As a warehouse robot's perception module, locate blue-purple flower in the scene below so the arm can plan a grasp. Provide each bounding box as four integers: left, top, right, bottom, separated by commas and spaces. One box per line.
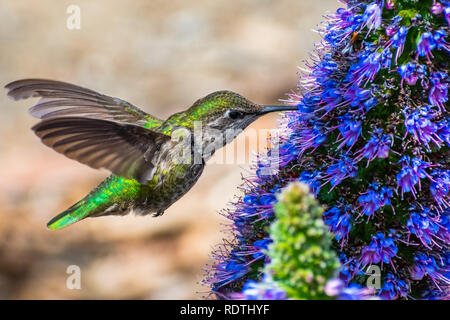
323, 155, 358, 190
380, 48, 393, 69
297, 120, 327, 155
417, 32, 436, 61
446, 7, 450, 25
407, 207, 449, 248
298, 170, 322, 196
325, 279, 377, 300
378, 273, 409, 300
360, 233, 398, 267
336, 115, 362, 149
358, 185, 393, 219
348, 51, 382, 86
389, 26, 408, 63
344, 86, 372, 107
431, 2, 445, 15
437, 118, 450, 146
434, 29, 450, 52
324, 206, 352, 243
339, 253, 363, 284
404, 106, 443, 149
214, 260, 250, 289
430, 170, 450, 209
396, 156, 432, 198
410, 252, 450, 288
362, 3, 382, 34
429, 72, 448, 112
398, 62, 426, 87
355, 128, 391, 164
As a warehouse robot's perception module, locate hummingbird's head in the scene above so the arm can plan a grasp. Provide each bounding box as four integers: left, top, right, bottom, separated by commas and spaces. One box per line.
167, 90, 297, 161
185, 90, 297, 132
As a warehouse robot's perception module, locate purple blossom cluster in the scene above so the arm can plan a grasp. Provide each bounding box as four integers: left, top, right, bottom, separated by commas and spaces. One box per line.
204, 0, 449, 300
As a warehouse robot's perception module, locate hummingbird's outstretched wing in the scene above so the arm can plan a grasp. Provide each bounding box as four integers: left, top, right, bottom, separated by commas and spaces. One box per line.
5, 79, 162, 127
31, 117, 170, 184
5, 79, 170, 183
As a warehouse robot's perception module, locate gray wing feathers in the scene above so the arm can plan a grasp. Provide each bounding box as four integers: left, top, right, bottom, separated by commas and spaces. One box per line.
5, 79, 169, 183
5, 79, 155, 123
32, 117, 170, 183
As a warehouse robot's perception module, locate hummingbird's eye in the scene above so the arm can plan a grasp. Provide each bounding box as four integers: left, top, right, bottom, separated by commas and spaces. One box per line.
228, 110, 245, 119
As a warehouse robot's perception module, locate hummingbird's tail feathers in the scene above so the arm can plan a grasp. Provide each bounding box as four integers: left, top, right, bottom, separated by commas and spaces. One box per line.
47, 195, 125, 230
47, 201, 89, 230
47, 175, 142, 230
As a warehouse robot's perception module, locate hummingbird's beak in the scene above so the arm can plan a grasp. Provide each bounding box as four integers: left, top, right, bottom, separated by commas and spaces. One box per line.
260, 105, 298, 114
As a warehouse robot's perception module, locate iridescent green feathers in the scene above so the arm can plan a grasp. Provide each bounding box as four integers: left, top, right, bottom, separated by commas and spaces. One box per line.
47, 175, 143, 230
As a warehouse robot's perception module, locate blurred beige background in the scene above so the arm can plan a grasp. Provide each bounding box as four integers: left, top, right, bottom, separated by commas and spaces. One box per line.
0, 0, 339, 299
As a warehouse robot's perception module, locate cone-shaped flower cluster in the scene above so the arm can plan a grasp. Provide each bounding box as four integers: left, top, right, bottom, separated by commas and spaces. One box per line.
263, 182, 341, 299
204, 0, 449, 300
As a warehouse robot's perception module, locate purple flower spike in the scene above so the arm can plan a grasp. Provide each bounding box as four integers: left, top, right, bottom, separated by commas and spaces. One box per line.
417, 32, 436, 61
205, 1, 450, 300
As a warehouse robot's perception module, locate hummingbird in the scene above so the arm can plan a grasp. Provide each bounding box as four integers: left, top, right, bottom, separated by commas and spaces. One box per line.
5, 79, 297, 230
